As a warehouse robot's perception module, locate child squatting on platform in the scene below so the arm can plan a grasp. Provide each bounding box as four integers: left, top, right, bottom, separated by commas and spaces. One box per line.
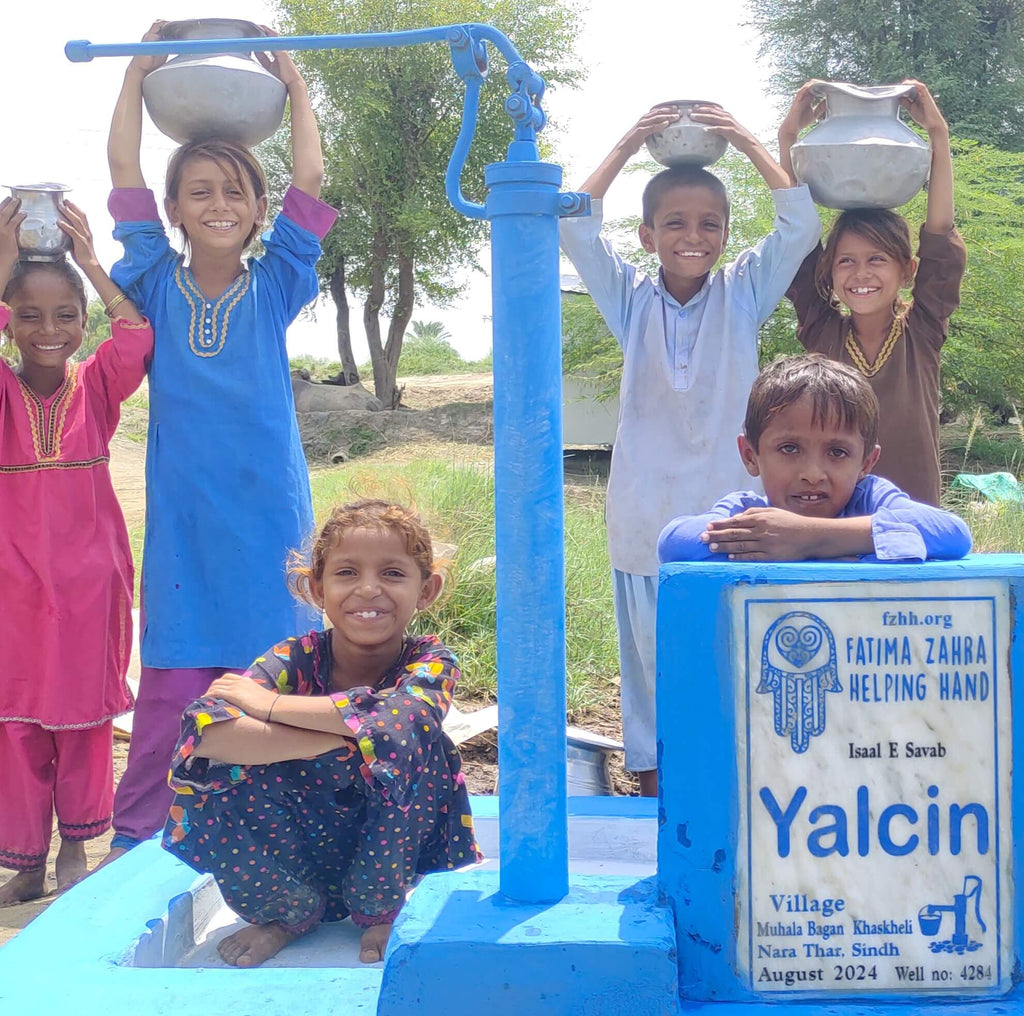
658, 354, 972, 564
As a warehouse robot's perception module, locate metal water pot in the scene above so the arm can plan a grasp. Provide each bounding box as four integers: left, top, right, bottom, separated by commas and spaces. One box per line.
5, 183, 72, 261
142, 19, 287, 147
645, 100, 729, 168
790, 82, 931, 210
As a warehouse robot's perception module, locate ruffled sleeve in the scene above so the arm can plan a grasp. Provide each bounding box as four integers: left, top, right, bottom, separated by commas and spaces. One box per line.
108, 188, 178, 312
167, 631, 326, 794
328, 635, 459, 810
255, 186, 338, 328
85, 318, 154, 436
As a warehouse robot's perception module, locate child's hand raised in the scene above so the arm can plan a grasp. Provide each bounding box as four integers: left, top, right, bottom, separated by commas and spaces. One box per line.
205, 673, 280, 722
0, 197, 26, 265
255, 26, 304, 89
688, 105, 758, 154
780, 81, 827, 138
900, 80, 948, 135
57, 202, 100, 270
128, 21, 168, 76
620, 104, 684, 156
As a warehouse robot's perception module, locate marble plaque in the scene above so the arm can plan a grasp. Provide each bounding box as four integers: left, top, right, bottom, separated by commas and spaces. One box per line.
733, 580, 1012, 996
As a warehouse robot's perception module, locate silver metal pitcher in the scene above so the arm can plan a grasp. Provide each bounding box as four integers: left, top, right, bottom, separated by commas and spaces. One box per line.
142, 19, 288, 147
645, 100, 729, 168
5, 183, 72, 261
790, 82, 931, 210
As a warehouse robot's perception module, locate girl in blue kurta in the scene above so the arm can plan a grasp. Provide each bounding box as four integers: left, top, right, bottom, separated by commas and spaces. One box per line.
162, 500, 480, 968
102, 24, 339, 864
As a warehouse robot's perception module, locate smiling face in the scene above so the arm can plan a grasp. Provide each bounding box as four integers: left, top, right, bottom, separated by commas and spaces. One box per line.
164, 155, 268, 256
5, 269, 85, 372
738, 395, 880, 518
830, 230, 915, 318
638, 184, 729, 297
309, 526, 443, 656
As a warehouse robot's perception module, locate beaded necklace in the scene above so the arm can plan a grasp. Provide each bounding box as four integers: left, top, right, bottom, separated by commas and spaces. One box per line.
844, 314, 904, 378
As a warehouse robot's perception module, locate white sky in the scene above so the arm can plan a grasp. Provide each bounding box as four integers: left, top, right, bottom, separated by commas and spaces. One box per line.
2, 0, 776, 361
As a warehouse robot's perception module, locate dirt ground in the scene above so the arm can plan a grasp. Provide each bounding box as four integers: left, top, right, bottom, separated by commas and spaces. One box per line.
0, 375, 631, 946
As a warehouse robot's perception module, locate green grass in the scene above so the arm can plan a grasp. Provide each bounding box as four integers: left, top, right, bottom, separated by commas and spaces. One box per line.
306, 459, 617, 719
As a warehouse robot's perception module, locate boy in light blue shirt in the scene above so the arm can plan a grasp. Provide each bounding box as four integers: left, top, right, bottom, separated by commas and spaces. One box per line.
560, 104, 821, 794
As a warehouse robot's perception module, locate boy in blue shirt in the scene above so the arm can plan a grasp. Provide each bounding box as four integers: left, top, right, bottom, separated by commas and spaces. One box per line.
658, 354, 971, 563
561, 104, 821, 794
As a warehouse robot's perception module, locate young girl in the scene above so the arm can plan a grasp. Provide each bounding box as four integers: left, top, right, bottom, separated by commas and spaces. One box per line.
162, 500, 479, 967
0, 197, 152, 904
780, 79, 965, 506
102, 22, 338, 863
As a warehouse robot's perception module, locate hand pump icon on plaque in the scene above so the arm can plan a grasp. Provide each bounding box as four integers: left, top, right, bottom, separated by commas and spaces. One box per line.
918, 876, 987, 954
758, 610, 840, 753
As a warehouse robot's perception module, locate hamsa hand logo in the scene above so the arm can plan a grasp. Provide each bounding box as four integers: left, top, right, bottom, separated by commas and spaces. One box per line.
758, 610, 840, 753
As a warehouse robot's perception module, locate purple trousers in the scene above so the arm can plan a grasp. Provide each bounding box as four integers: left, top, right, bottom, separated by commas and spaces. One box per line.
111, 666, 240, 848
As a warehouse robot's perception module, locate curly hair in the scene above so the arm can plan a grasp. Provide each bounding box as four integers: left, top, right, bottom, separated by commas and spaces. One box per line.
288, 499, 436, 607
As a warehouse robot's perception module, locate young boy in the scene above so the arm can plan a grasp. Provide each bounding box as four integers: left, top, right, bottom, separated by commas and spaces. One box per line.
560, 104, 821, 795
658, 354, 972, 563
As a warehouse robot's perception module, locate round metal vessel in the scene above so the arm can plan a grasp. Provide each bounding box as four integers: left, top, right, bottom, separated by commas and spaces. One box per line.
5, 183, 72, 261
790, 82, 931, 210
141, 19, 287, 147
645, 100, 729, 168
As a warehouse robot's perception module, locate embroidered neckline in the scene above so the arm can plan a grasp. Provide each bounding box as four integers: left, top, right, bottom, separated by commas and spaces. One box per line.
16, 364, 79, 461
844, 315, 904, 378
174, 265, 251, 358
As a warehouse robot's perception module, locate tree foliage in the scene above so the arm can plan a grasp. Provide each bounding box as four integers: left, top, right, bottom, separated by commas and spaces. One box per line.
745, 0, 1024, 150
265, 0, 583, 407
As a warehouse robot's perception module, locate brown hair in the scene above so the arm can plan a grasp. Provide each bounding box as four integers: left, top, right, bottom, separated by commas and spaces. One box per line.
165, 139, 268, 248
3, 257, 88, 316
745, 353, 879, 452
288, 499, 436, 606
815, 208, 914, 311
641, 165, 730, 228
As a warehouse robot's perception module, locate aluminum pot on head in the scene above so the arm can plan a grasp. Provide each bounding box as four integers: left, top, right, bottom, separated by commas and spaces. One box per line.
141, 18, 288, 147
4, 183, 72, 262
645, 101, 729, 168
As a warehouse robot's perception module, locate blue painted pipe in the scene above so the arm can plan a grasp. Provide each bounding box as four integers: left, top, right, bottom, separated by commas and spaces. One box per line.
64, 23, 525, 69
486, 150, 569, 903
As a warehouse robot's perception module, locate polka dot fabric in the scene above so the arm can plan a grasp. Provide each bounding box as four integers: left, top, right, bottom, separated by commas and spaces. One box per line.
162, 632, 480, 931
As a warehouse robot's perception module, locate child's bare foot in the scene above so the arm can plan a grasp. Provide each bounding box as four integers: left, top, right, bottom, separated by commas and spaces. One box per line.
217, 923, 299, 967
358, 922, 392, 963
55, 839, 88, 891
0, 868, 48, 907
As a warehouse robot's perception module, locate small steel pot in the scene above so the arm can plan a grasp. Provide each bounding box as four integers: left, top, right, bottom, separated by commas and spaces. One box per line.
5, 183, 72, 261
142, 19, 288, 147
645, 101, 729, 168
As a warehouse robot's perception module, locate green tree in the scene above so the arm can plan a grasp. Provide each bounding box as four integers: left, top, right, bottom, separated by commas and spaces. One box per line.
265, 0, 583, 407
746, 0, 1024, 150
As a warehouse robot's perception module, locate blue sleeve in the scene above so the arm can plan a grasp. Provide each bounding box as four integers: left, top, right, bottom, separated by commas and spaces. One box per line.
658, 492, 766, 562
855, 477, 972, 561
253, 211, 324, 328
110, 219, 178, 314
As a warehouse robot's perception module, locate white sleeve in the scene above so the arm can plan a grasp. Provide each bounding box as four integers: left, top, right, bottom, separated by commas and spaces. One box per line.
727, 185, 822, 326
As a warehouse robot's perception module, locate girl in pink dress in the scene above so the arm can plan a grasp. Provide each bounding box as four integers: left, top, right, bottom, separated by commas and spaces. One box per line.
0, 197, 153, 904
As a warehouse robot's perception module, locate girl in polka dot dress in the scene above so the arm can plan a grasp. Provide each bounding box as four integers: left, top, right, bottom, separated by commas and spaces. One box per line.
162, 500, 480, 967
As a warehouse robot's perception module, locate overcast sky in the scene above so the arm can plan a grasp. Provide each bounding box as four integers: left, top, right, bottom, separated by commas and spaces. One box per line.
3, 0, 776, 360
